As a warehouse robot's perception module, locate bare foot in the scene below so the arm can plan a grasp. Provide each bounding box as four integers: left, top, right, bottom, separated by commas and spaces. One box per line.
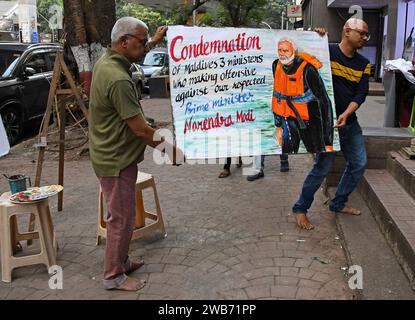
111, 276, 146, 292
338, 207, 361, 216
295, 213, 315, 230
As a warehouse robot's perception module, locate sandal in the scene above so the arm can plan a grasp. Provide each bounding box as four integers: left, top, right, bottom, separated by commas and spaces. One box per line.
218, 169, 231, 178
104, 276, 146, 291
125, 259, 145, 274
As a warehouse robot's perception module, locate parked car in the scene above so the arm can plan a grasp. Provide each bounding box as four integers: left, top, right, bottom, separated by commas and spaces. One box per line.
0, 42, 60, 145
140, 47, 169, 91
130, 62, 145, 100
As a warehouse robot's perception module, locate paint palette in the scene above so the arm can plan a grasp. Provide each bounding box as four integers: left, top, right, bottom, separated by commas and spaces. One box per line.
9, 185, 63, 204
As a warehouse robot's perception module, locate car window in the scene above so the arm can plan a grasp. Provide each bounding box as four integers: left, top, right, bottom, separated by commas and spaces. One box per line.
1, 56, 20, 78
143, 52, 166, 67
0, 51, 22, 75
45, 51, 58, 71
24, 52, 48, 74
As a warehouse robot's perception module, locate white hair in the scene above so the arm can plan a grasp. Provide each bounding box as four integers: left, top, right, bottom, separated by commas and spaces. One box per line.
278, 38, 298, 52
111, 17, 149, 43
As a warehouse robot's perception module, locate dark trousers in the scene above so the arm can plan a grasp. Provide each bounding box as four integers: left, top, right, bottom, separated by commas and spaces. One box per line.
223, 156, 242, 170
292, 120, 367, 214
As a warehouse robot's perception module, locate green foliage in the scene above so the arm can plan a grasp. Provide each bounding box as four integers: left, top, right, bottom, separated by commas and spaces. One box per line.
115, 0, 174, 34
197, 11, 214, 27
215, 0, 268, 27
167, 3, 193, 26
261, 0, 293, 29
113, 0, 293, 31
37, 0, 63, 33
209, 0, 293, 28
208, 3, 232, 27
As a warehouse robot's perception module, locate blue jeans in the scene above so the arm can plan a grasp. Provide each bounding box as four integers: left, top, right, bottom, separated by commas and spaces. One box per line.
253, 154, 289, 173
292, 120, 367, 214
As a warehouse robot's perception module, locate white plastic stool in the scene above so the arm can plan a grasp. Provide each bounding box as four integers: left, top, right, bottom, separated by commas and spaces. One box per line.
0, 192, 57, 283
96, 172, 166, 245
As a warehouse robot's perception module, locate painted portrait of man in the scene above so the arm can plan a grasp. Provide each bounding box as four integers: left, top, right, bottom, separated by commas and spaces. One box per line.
271, 38, 334, 154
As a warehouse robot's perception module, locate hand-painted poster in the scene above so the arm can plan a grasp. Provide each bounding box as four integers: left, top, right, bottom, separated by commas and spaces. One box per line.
167, 26, 339, 159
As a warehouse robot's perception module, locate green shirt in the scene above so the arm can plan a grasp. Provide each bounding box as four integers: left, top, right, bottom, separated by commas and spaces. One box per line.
89, 49, 146, 177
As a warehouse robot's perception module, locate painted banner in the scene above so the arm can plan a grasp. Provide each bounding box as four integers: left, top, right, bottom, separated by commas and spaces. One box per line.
167, 26, 339, 159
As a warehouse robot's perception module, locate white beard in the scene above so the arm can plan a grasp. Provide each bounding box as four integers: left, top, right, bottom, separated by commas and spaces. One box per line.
280, 54, 295, 65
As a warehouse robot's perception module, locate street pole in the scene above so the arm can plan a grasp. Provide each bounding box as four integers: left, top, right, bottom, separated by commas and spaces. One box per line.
292, 0, 295, 31
281, 11, 284, 30
38, 11, 53, 42
192, 0, 196, 26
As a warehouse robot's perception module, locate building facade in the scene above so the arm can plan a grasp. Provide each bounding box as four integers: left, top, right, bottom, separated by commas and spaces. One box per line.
302, 0, 415, 79
0, 0, 39, 43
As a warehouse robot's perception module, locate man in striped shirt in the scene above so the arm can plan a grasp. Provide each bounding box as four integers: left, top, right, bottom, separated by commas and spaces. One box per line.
292, 18, 371, 230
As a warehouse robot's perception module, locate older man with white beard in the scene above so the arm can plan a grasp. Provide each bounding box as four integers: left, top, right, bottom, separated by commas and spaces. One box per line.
247, 38, 333, 181
247, 37, 335, 182
271, 38, 334, 155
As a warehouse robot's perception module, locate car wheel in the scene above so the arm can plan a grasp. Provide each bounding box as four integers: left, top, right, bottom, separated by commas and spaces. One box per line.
1, 107, 22, 145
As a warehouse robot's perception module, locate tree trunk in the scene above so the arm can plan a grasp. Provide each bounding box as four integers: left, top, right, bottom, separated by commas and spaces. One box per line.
64, 0, 87, 45
225, 3, 255, 27
63, 0, 116, 96
96, 0, 116, 47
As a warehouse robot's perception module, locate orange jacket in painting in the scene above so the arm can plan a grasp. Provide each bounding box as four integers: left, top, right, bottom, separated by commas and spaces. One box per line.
272, 53, 323, 121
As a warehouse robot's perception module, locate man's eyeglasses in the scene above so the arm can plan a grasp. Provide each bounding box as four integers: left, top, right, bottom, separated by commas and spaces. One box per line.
348, 28, 371, 41
125, 34, 149, 46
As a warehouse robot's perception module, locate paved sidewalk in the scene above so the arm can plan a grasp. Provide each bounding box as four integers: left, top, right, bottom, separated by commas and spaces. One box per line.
0, 99, 353, 300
